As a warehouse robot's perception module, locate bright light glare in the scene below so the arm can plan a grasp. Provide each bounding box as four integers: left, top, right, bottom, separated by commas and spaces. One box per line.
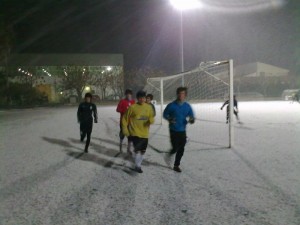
203, 0, 286, 14
170, 0, 202, 10
85, 86, 91, 91
106, 66, 112, 71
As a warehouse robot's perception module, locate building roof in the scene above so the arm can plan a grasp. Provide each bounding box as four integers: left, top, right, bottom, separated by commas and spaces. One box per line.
2, 53, 123, 66
234, 62, 289, 77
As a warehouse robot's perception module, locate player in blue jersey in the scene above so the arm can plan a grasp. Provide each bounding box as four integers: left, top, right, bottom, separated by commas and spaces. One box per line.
163, 87, 195, 172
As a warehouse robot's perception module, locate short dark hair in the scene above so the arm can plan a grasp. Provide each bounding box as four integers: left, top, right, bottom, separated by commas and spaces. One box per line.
125, 89, 133, 95
85, 93, 92, 98
136, 90, 146, 98
176, 87, 188, 95
146, 94, 153, 100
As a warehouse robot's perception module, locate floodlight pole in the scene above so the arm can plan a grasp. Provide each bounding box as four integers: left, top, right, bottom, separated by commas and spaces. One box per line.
180, 11, 185, 86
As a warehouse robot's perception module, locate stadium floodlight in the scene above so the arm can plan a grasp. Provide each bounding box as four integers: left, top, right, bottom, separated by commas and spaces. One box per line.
170, 0, 202, 11
106, 66, 112, 71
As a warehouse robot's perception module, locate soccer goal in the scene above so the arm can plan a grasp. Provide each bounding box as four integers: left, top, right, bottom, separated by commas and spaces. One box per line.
144, 60, 234, 148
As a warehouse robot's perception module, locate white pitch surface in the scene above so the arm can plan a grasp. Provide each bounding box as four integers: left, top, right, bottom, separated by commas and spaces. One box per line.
0, 101, 299, 225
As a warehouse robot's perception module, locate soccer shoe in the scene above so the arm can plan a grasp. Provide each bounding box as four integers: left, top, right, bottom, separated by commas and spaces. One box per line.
135, 167, 143, 173
173, 166, 182, 173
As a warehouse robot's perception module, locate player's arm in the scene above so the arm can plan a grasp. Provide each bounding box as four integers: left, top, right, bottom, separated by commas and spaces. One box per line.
220, 100, 229, 110
163, 104, 176, 124
77, 104, 82, 123
116, 100, 122, 113
163, 104, 171, 121
93, 104, 98, 123
188, 105, 195, 124
152, 104, 156, 117
121, 107, 131, 137
148, 106, 155, 125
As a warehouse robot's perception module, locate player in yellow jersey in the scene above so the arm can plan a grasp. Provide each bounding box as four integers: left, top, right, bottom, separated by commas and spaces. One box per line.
122, 91, 155, 173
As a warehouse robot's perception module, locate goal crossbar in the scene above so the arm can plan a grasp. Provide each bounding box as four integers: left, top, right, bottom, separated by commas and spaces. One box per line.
145, 60, 234, 148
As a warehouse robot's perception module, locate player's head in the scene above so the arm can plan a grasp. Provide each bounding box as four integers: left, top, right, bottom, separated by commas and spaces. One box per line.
146, 94, 153, 103
176, 87, 188, 101
85, 93, 92, 103
136, 90, 146, 104
234, 95, 236, 99
125, 89, 133, 100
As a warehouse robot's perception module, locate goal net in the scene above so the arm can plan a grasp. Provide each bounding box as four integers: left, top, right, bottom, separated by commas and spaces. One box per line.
144, 60, 234, 149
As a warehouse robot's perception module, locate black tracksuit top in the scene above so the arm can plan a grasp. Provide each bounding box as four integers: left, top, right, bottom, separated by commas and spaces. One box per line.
77, 102, 98, 123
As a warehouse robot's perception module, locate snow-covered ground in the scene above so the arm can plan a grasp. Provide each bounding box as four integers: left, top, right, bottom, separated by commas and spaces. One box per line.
0, 101, 299, 225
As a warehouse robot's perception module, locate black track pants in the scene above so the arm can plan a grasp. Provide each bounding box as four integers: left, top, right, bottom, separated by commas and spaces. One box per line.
170, 131, 187, 167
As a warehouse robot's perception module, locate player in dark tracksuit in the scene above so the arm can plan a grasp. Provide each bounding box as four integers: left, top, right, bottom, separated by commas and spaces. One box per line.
163, 87, 195, 173
146, 94, 156, 117
220, 95, 239, 123
77, 93, 98, 153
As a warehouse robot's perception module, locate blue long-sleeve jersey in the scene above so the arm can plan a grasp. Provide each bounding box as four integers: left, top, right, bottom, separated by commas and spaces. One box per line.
163, 100, 195, 132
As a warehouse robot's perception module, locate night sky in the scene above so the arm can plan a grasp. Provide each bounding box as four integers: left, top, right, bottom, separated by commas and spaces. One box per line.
1, 0, 299, 74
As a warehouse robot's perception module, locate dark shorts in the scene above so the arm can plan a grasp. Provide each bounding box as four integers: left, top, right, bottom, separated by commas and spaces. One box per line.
131, 136, 148, 152
80, 121, 93, 134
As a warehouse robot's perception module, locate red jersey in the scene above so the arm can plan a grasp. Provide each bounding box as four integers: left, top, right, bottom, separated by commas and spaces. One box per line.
116, 98, 135, 119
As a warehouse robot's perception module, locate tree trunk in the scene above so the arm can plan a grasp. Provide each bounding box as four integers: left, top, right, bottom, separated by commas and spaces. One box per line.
76, 89, 82, 103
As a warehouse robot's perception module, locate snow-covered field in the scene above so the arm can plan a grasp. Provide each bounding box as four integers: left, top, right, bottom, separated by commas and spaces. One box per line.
0, 101, 299, 225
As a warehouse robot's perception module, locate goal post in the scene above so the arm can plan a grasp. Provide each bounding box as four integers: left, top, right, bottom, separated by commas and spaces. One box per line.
229, 59, 234, 148
144, 60, 234, 148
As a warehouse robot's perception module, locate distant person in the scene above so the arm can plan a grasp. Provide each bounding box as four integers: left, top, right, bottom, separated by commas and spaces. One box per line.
122, 91, 155, 173
163, 87, 195, 173
146, 93, 156, 117
77, 93, 98, 153
292, 92, 299, 103
116, 89, 135, 153
220, 95, 240, 123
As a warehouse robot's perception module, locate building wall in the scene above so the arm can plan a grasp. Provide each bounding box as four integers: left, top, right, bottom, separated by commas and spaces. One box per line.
1, 54, 124, 103
257, 63, 289, 77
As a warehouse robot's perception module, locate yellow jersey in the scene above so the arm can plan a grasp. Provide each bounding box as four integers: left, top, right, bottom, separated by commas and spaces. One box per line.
122, 103, 154, 138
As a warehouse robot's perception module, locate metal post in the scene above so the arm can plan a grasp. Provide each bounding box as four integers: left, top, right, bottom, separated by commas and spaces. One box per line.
180, 11, 185, 86
160, 79, 164, 125
180, 11, 184, 72
229, 59, 234, 148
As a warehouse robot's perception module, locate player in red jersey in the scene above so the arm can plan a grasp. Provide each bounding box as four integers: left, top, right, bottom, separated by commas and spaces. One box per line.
116, 89, 135, 153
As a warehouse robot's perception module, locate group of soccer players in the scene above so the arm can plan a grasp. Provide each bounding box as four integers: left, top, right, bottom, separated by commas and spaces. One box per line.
77, 87, 195, 173
77, 88, 240, 173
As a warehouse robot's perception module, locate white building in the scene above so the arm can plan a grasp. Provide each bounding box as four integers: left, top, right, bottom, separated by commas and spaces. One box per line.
234, 62, 289, 78
1, 53, 124, 102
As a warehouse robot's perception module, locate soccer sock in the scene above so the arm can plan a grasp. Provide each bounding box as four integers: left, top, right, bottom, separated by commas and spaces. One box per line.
138, 154, 144, 168
127, 141, 132, 151
135, 153, 144, 168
